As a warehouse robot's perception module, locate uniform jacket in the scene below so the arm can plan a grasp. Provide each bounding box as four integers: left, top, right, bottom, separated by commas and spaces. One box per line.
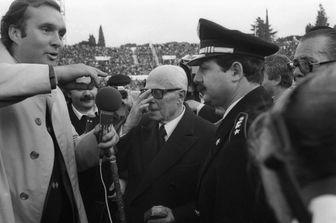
117, 108, 216, 223
0, 42, 99, 223
197, 86, 277, 223
198, 103, 222, 123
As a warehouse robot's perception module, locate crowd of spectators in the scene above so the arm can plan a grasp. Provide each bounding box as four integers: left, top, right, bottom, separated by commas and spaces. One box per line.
154, 42, 199, 64
134, 44, 156, 74
275, 36, 300, 59
59, 44, 134, 75
58, 38, 299, 90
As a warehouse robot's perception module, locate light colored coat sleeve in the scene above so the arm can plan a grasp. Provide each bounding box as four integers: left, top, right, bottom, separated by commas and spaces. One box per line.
0, 42, 51, 107
0, 63, 51, 107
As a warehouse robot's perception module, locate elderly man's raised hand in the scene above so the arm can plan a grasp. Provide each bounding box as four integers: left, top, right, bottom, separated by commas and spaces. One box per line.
122, 89, 153, 135
54, 63, 107, 90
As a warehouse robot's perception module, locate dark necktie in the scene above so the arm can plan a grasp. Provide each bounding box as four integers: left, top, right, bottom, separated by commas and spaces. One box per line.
80, 115, 87, 122
75, 115, 87, 135
158, 124, 167, 150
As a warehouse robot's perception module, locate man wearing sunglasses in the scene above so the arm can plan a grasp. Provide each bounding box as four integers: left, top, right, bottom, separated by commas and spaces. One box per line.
116, 65, 216, 223
292, 27, 336, 85
187, 18, 279, 223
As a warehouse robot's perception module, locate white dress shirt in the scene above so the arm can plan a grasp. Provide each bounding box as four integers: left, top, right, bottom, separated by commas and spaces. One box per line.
159, 105, 186, 141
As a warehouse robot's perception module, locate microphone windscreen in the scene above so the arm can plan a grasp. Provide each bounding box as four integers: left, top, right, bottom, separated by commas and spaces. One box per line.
96, 87, 122, 112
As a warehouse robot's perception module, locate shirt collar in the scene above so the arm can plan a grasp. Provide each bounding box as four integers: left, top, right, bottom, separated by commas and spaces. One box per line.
213, 86, 260, 127
71, 104, 98, 120
159, 105, 185, 141
214, 96, 244, 127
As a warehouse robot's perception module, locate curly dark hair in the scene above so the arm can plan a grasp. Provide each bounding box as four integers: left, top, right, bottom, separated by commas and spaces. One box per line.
264, 54, 293, 89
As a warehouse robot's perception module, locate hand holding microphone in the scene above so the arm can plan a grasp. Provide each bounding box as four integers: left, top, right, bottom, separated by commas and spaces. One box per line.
94, 124, 119, 159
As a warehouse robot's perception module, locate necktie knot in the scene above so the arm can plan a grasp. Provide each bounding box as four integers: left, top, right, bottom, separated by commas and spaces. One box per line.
80, 115, 87, 122
158, 124, 167, 151
159, 125, 167, 140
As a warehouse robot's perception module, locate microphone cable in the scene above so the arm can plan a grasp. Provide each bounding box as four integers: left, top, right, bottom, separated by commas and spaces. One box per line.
99, 158, 113, 223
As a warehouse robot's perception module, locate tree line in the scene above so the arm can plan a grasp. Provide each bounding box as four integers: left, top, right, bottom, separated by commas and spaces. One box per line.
251, 4, 335, 42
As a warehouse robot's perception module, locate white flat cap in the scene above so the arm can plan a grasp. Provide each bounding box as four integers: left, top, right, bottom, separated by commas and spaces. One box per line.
145, 65, 188, 91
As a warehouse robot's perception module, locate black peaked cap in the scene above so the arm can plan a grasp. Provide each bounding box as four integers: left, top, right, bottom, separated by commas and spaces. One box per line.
107, 74, 131, 87
188, 18, 279, 66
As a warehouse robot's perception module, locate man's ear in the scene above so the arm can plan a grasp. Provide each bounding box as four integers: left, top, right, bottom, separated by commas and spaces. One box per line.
178, 90, 186, 103
231, 62, 244, 82
274, 76, 282, 86
264, 73, 281, 86
8, 25, 22, 44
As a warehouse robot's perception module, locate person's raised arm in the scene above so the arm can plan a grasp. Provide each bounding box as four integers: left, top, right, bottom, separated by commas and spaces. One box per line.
55, 63, 106, 90
121, 89, 153, 136
0, 63, 106, 107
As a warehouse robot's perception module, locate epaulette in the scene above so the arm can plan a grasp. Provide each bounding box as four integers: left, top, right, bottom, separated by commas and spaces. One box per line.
229, 112, 248, 141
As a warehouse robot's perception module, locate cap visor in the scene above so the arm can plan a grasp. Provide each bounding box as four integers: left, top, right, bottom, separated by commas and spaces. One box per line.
187, 54, 206, 66
187, 53, 231, 66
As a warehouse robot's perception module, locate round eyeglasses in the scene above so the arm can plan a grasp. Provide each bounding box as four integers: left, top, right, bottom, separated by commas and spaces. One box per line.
289, 58, 336, 75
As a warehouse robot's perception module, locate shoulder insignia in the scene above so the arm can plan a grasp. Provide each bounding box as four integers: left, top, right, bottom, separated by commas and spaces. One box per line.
216, 138, 221, 146
229, 112, 248, 140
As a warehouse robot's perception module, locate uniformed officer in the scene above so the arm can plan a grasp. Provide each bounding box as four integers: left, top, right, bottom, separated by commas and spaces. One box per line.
188, 18, 279, 223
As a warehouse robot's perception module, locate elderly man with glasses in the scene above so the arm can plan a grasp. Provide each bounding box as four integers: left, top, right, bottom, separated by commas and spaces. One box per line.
291, 27, 336, 85
116, 65, 216, 223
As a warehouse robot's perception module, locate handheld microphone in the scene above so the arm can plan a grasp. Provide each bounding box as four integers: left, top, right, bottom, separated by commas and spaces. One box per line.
96, 87, 122, 144
95, 86, 127, 223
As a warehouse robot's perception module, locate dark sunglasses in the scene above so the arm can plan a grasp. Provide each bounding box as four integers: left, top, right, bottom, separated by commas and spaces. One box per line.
150, 88, 181, 99
289, 58, 336, 75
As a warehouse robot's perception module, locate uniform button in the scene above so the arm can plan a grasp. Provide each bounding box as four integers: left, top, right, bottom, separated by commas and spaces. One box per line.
30, 151, 39, 159
20, 192, 29, 200
195, 209, 200, 216
35, 118, 42, 126
51, 182, 59, 189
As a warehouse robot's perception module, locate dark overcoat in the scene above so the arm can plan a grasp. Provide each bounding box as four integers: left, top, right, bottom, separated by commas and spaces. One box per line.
117, 108, 216, 223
